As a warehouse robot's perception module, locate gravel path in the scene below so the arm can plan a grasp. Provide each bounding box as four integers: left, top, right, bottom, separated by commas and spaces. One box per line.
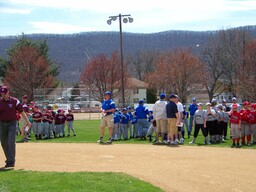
1, 143, 256, 192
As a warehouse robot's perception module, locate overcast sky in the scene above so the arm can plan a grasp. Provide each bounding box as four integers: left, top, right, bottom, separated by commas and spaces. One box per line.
0, 0, 256, 36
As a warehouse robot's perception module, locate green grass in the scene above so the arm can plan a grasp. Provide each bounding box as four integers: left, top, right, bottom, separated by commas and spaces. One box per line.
16, 119, 256, 148
0, 171, 163, 192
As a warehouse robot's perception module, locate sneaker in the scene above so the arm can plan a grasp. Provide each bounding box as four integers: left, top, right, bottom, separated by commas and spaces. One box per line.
231, 143, 236, 148
97, 138, 103, 144
73, 134, 76, 136
189, 140, 194, 144
207, 141, 211, 145
165, 140, 171, 145
179, 138, 184, 144
236, 143, 241, 148
107, 138, 112, 144
67, 134, 70, 137
247, 143, 251, 147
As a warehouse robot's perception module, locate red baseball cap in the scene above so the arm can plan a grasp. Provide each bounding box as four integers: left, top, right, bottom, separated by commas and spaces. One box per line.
0, 86, 9, 94
243, 101, 249, 106
232, 104, 238, 109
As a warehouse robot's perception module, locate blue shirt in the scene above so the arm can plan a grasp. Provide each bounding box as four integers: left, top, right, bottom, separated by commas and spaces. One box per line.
135, 105, 149, 119
120, 113, 130, 124
113, 113, 121, 124
166, 101, 178, 118
189, 104, 198, 116
128, 112, 133, 122
148, 115, 154, 123
102, 99, 116, 115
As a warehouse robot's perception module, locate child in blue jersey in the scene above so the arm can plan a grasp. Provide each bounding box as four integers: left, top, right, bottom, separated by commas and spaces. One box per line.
131, 112, 138, 138
127, 106, 134, 138
182, 105, 190, 138
112, 109, 121, 141
120, 108, 130, 140
147, 110, 156, 142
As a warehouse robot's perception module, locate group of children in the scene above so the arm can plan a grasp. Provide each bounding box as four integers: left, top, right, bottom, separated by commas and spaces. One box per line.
111, 106, 156, 142
17, 98, 76, 142
189, 99, 256, 148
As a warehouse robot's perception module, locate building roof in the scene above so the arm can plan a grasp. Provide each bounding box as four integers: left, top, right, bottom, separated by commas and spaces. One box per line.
126, 78, 148, 89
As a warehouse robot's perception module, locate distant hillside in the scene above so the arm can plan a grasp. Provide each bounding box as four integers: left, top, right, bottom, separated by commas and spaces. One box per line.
1, 25, 256, 83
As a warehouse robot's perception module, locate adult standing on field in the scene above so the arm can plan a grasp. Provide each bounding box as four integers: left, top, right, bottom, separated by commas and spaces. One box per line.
188, 98, 198, 136
153, 93, 167, 143
0, 86, 31, 169
97, 91, 116, 144
166, 94, 179, 145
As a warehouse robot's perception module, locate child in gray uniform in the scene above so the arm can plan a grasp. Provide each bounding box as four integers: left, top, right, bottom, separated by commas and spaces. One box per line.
189, 103, 209, 144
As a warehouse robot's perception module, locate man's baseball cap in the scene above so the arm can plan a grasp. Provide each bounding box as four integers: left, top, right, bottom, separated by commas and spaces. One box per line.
23, 95, 28, 99
192, 98, 196, 101
0, 86, 9, 94
105, 91, 112, 95
127, 106, 131, 110
122, 108, 127, 111
170, 94, 177, 99
139, 99, 145, 104
160, 93, 166, 99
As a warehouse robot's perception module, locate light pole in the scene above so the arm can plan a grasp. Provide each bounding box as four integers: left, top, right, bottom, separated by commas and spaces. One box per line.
107, 14, 133, 107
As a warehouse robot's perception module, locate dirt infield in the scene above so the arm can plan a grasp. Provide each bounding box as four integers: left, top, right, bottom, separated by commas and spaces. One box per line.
1, 143, 256, 192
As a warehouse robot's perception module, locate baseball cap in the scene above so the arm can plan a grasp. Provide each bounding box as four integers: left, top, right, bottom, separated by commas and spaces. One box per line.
0, 86, 9, 94
183, 105, 186, 108
105, 91, 112, 95
122, 108, 127, 111
198, 102, 203, 106
232, 104, 238, 109
243, 101, 249, 106
222, 99, 226, 103
139, 99, 145, 104
170, 94, 177, 99
192, 98, 196, 101
44, 100, 49, 103
206, 102, 211, 106
127, 106, 131, 110
23, 95, 28, 99
232, 97, 237, 101
160, 93, 166, 99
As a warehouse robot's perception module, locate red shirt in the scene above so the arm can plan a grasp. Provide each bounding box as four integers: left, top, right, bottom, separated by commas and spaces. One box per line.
249, 111, 256, 124
240, 109, 250, 123
230, 111, 241, 124
0, 96, 23, 121
66, 114, 74, 122
42, 113, 50, 123
55, 114, 66, 125
33, 111, 43, 123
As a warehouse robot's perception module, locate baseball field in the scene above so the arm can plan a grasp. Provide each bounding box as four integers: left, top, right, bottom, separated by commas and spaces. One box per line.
0, 116, 256, 192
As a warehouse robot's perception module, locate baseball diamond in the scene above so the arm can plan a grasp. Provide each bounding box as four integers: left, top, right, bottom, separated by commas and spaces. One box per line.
1, 143, 256, 192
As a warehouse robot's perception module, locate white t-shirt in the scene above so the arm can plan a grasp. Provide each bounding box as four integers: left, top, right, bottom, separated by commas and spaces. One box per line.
153, 100, 167, 120
176, 102, 184, 120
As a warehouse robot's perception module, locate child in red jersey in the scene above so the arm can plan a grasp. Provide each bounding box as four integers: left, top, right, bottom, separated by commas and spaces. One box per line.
240, 101, 251, 146
228, 104, 241, 148
250, 103, 256, 145
66, 109, 76, 136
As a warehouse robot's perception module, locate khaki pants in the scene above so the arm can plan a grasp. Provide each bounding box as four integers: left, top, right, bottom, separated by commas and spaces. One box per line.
167, 118, 177, 135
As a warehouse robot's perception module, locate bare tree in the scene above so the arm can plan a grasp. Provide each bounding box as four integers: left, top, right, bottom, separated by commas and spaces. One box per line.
146, 49, 203, 103
237, 40, 256, 101
80, 52, 129, 101
127, 49, 157, 80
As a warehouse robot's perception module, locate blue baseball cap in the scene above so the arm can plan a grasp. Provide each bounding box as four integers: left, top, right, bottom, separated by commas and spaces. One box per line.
139, 99, 145, 104
122, 108, 127, 111
105, 91, 112, 95
160, 93, 166, 99
127, 106, 131, 110
170, 94, 177, 99
192, 98, 196, 101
